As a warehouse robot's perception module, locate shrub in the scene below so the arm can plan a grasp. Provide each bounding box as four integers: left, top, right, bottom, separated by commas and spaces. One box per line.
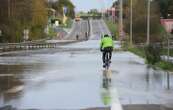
144, 44, 161, 64
156, 61, 173, 71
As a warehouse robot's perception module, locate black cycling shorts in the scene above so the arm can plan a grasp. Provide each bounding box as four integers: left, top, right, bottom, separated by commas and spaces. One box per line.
103, 47, 113, 52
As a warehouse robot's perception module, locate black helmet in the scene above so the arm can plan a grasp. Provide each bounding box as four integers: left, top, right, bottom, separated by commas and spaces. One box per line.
104, 34, 109, 37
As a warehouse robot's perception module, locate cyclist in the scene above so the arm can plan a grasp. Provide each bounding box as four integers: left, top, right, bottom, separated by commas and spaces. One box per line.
100, 34, 114, 68
76, 34, 79, 40
85, 32, 88, 40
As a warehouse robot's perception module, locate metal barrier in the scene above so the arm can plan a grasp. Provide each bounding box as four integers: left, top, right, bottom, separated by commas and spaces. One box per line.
0, 41, 76, 52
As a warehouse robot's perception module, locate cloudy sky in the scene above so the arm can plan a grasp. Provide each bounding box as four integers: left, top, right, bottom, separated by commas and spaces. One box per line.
71, 0, 117, 12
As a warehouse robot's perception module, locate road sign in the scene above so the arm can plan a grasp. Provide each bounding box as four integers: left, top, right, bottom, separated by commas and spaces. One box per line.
63, 6, 68, 15
23, 29, 29, 41
55, 20, 59, 26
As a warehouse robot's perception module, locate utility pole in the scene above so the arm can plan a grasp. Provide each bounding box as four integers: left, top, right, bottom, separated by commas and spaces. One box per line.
168, 36, 170, 62
147, 0, 151, 45
130, 0, 133, 46
101, 0, 106, 19
0, 30, 2, 37
47, 0, 50, 8
119, 0, 123, 38
102, 8, 104, 19
8, 0, 11, 18
167, 33, 170, 62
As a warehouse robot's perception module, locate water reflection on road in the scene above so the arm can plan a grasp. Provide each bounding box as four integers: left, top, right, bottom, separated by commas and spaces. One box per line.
0, 41, 173, 109
0, 48, 104, 109
111, 52, 173, 105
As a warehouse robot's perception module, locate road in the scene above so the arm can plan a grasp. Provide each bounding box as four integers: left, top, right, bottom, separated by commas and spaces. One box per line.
0, 19, 173, 110
90, 19, 111, 40
65, 20, 89, 40
65, 19, 109, 40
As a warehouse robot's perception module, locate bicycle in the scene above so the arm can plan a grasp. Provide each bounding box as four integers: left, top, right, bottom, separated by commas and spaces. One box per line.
102, 70, 112, 89
104, 52, 111, 70
103, 51, 112, 88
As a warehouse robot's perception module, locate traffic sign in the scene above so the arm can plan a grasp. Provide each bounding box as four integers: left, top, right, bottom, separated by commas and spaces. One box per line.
63, 6, 68, 15
23, 29, 29, 41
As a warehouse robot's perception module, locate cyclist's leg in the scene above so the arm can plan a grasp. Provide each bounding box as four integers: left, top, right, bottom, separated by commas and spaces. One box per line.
102, 50, 106, 64
109, 51, 112, 62
105, 50, 108, 60
109, 47, 113, 62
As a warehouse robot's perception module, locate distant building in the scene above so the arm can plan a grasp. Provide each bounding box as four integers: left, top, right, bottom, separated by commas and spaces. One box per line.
161, 19, 173, 33
105, 1, 119, 22
106, 6, 119, 17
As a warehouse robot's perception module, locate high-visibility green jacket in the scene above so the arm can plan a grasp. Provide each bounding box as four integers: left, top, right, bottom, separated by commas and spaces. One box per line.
100, 37, 114, 49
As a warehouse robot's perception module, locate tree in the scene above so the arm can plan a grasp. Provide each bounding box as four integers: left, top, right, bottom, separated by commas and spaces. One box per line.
0, 0, 48, 42
123, 0, 162, 43
158, 0, 173, 18
30, 0, 48, 40
1, 0, 33, 42
52, 0, 75, 18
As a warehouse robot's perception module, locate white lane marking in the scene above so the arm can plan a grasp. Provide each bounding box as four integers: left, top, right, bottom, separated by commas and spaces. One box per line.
89, 19, 94, 40
5, 85, 24, 94
111, 103, 123, 110
104, 70, 123, 110
110, 88, 123, 110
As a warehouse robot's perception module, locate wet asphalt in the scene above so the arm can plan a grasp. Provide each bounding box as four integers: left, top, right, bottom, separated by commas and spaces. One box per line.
0, 20, 173, 110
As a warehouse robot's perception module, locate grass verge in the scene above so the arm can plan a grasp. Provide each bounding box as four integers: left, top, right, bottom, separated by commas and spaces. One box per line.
128, 46, 173, 72
128, 47, 145, 58
155, 61, 173, 71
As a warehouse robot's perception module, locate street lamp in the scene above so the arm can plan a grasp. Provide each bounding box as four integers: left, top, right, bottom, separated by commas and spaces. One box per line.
0, 30, 2, 42
0, 30, 2, 37
99, 0, 106, 18
146, 0, 153, 45
130, 0, 133, 46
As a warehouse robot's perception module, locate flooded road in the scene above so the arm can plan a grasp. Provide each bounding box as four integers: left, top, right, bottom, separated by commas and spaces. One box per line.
111, 52, 173, 105
0, 40, 173, 109
0, 20, 173, 109
0, 44, 104, 109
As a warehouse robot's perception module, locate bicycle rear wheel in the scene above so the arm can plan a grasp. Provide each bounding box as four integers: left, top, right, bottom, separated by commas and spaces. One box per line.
105, 52, 110, 69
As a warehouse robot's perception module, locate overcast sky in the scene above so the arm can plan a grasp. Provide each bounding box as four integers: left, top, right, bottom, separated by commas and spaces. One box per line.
71, 0, 117, 12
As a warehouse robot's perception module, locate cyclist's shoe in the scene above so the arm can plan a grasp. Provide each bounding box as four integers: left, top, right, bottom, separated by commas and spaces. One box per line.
103, 64, 106, 68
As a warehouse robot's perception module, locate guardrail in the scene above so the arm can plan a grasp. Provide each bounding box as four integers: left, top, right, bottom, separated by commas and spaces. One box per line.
0, 41, 77, 52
